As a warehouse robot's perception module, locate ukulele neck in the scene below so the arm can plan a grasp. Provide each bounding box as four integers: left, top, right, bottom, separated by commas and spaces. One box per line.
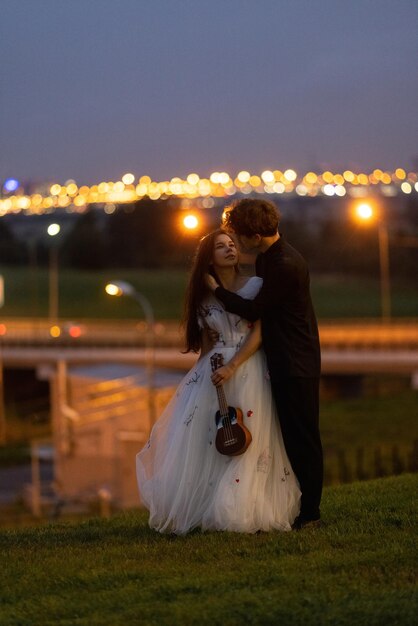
216, 385, 228, 416
210, 352, 229, 416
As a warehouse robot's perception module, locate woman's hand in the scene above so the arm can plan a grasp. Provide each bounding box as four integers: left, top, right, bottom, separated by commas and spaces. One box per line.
210, 320, 261, 384
211, 362, 237, 386
205, 273, 219, 292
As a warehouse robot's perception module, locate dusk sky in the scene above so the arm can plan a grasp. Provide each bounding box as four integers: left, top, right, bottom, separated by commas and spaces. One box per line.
1, 0, 417, 186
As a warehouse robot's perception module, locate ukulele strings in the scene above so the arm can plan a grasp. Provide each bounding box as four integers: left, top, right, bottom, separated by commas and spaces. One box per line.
212, 354, 234, 443
217, 385, 234, 442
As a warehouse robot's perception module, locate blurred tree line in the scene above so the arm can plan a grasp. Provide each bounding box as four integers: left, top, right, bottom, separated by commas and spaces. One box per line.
1, 195, 417, 280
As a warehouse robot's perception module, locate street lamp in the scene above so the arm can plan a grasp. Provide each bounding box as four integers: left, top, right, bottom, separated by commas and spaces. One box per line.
105, 281, 156, 426
0, 330, 5, 445
354, 202, 391, 322
47, 223, 61, 323
183, 214, 199, 230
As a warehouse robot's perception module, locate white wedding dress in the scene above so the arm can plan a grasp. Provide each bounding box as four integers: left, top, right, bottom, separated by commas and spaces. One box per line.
136, 277, 300, 534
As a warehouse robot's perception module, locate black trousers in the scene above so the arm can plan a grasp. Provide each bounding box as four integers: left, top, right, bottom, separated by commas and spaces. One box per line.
269, 374, 323, 520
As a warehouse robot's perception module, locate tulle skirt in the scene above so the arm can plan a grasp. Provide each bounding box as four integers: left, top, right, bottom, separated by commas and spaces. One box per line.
136, 347, 300, 534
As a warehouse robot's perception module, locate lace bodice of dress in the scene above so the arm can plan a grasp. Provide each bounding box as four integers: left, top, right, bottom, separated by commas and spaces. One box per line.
198, 276, 262, 348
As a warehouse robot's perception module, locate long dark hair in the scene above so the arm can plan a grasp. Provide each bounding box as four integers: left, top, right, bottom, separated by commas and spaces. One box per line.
183, 229, 237, 353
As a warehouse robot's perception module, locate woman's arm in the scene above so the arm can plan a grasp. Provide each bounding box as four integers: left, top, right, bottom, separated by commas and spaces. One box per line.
210, 320, 262, 386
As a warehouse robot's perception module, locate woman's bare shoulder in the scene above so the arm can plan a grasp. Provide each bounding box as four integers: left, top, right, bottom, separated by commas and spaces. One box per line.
235, 275, 263, 296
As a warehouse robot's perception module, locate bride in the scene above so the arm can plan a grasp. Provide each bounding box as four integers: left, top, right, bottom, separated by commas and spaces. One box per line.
136, 230, 300, 534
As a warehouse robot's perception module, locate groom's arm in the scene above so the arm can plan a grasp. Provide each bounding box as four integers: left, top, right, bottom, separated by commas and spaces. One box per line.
208, 254, 298, 321
214, 286, 261, 322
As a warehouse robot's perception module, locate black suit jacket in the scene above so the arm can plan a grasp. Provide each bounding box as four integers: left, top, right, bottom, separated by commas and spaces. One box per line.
215, 236, 321, 377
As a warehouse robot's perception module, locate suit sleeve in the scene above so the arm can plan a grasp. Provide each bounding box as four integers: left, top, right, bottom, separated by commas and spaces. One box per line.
214, 286, 261, 322
216, 257, 300, 320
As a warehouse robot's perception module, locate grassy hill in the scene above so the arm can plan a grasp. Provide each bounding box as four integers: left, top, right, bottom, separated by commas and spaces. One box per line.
0, 474, 416, 626
1, 266, 418, 319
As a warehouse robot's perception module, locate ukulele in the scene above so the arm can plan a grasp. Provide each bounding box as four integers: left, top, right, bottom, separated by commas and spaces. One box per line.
210, 352, 252, 456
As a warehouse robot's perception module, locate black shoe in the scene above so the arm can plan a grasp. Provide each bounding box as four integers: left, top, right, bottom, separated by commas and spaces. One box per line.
292, 516, 323, 531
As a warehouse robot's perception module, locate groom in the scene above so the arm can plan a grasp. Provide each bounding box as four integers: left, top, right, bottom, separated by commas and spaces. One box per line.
206, 198, 323, 529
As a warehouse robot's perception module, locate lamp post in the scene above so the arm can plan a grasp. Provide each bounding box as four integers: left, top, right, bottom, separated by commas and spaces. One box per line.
27, 237, 40, 316
354, 202, 391, 322
0, 281, 5, 444
105, 281, 156, 426
0, 336, 5, 445
47, 223, 61, 323
377, 224, 391, 321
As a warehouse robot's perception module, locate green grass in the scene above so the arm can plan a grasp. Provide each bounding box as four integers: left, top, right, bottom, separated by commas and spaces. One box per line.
1, 266, 417, 319
0, 474, 416, 625
311, 273, 418, 319
320, 388, 418, 484
0, 267, 188, 320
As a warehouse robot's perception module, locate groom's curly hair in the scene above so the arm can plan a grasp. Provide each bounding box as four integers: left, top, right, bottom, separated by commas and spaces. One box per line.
223, 198, 280, 237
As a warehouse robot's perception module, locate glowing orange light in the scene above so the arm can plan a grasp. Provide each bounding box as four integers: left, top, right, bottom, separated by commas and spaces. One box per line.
183, 215, 199, 229
50, 184, 61, 196
50, 325, 61, 338
218, 172, 230, 185
249, 175, 261, 187
113, 181, 125, 193
355, 203, 374, 220
187, 173, 200, 185
68, 325, 82, 338
305, 172, 318, 184
74, 195, 87, 206
5, 165, 418, 214
67, 183, 78, 196
98, 182, 109, 193
210, 172, 221, 184
0, 323, 6, 336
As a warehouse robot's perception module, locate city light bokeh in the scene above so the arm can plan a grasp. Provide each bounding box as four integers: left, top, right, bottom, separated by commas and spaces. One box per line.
0, 167, 416, 217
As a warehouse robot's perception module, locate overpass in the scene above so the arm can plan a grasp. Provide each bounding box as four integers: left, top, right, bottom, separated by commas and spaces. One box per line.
1, 318, 418, 377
